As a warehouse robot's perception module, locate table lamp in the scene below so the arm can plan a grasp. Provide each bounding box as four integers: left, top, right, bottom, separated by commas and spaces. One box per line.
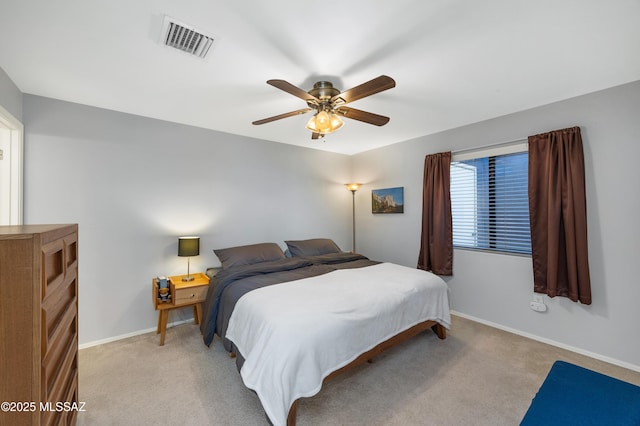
178, 236, 200, 282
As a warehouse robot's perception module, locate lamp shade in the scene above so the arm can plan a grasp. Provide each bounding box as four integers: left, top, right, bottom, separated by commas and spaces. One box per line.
345, 183, 361, 192
178, 236, 200, 257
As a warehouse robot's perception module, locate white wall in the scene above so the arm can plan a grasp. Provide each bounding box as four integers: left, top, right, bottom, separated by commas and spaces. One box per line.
0, 67, 22, 122
13, 72, 640, 368
23, 95, 353, 345
352, 80, 640, 370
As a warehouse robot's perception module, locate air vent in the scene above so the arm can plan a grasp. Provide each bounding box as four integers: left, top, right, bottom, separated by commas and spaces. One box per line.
161, 16, 214, 59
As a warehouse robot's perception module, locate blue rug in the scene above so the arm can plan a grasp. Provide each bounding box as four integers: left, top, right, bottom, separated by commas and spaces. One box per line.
521, 361, 640, 425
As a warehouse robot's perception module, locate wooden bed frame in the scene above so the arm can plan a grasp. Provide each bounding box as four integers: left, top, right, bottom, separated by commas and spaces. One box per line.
285, 319, 447, 426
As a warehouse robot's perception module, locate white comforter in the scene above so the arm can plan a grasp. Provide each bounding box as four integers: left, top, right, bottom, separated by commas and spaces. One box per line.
224, 262, 451, 426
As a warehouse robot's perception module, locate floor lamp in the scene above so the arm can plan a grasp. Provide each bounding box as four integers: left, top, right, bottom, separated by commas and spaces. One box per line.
345, 183, 361, 252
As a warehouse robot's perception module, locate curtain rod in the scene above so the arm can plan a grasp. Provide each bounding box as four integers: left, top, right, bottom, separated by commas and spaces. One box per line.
451, 136, 528, 155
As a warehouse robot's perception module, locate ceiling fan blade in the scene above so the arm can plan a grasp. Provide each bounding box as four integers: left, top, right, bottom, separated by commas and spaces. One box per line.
336, 106, 390, 126
252, 108, 312, 125
332, 75, 396, 105
267, 80, 320, 103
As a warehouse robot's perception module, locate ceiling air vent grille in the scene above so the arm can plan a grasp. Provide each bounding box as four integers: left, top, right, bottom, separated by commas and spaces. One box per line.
161, 17, 214, 59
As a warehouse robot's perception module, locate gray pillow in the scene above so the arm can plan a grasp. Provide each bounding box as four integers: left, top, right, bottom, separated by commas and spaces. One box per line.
284, 238, 342, 257
214, 242, 285, 269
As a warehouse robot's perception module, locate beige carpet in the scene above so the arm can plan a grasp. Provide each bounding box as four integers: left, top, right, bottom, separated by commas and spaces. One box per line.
76, 315, 640, 425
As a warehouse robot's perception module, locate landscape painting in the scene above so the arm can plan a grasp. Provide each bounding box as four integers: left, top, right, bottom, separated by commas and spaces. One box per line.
372, 187, 404, 214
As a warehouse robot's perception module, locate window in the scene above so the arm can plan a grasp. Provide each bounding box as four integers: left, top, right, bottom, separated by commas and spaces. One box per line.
450, 146, 531, 255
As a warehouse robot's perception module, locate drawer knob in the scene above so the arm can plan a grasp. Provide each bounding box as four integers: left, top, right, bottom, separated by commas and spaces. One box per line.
190, 293, 195, 298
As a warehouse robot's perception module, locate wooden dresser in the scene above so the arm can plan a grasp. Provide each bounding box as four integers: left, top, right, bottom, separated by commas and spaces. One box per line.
0, 224, 79, 426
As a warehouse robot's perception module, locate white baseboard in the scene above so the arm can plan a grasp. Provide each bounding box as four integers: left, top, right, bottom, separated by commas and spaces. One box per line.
78, 318, 194, 350
451, 311, 640, 373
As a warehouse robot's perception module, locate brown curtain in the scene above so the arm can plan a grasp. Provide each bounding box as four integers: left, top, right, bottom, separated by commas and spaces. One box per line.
528, 126, 591, 304
417, 151, 453, 275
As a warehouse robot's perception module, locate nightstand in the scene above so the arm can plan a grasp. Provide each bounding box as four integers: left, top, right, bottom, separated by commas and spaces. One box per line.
152, 272, 210, 345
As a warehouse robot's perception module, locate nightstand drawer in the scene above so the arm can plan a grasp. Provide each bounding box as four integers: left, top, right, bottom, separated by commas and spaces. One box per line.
173, 285, 208, 305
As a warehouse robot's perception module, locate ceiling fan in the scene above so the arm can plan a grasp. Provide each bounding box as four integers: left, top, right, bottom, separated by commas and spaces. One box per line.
252, 75, 396, 139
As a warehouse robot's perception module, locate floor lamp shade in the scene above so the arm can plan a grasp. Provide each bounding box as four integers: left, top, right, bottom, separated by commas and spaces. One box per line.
178, 236, 200, 257
178, 236, 199, 281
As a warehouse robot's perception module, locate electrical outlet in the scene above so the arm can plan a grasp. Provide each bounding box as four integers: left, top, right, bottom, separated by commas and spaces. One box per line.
530, 294, 547, 312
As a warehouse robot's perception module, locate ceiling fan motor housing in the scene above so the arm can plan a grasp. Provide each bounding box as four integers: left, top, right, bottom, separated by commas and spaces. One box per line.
309, 81, 340, 100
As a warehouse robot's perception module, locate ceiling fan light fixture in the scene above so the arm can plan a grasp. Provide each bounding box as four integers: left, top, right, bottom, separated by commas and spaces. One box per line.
305, 110, 344, 134
254, 75, 394, 140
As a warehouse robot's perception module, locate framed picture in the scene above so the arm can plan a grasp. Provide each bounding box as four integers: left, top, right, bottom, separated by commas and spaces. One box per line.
372, 187, 404, 214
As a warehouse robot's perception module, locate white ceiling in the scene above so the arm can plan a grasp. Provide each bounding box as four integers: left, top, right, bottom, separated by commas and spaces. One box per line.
1, 0, 639, 155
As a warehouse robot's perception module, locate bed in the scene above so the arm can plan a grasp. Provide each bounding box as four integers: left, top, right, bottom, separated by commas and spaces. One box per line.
200, 239, 451, 426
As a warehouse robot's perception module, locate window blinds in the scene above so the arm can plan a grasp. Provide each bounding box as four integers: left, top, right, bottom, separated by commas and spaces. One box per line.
450, 151, 531, 255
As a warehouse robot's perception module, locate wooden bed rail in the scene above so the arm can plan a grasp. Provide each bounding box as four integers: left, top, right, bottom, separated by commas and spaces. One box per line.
286, 320, 446, 426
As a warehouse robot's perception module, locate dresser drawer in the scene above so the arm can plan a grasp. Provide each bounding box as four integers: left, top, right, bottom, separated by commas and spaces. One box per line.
173, 285, 208, 306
